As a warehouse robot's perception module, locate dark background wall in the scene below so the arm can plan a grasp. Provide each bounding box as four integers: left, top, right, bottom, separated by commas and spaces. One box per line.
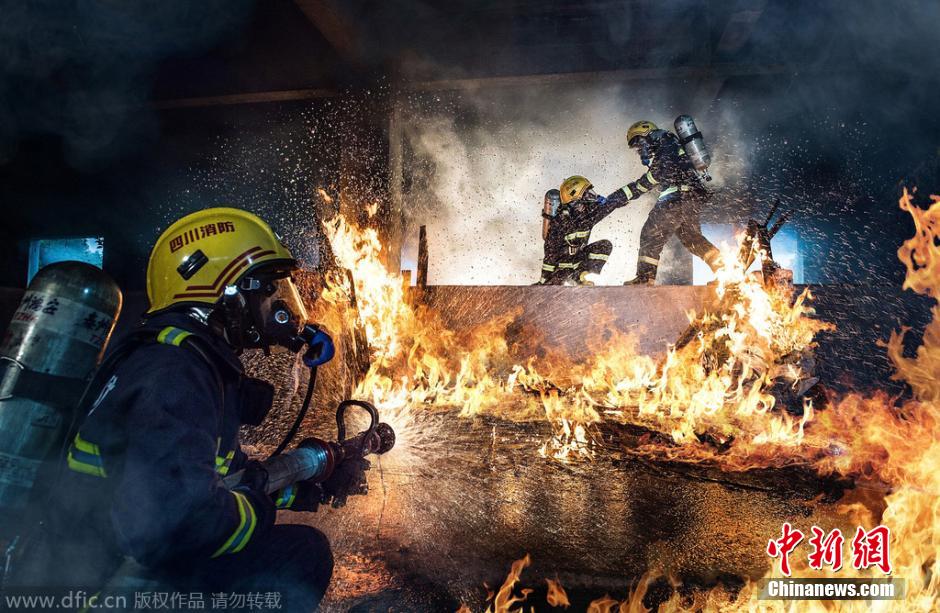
0, 0, 938, 290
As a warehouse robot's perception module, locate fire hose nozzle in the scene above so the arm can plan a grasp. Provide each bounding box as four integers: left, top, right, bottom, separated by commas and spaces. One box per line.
223, 401, 396, 495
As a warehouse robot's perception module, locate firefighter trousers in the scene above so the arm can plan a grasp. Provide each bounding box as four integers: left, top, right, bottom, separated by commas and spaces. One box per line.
634, 192, 718, 282
173, 524, 334, 612
542, 239, 612, 284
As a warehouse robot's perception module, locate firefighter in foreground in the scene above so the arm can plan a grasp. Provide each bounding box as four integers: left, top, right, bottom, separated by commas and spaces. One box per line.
40, 208, 356, 610
538, 177, 632, 285
621, 119, 722, 285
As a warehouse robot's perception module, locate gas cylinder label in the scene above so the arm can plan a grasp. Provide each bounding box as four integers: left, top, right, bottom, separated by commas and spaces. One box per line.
5, 292, 115, 349
0, 451, 40, 489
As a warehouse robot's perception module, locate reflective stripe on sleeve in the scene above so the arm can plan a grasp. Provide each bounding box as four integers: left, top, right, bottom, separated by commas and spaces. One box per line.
588, 253, 609, 261
564, 231, 590, 242
212, 491, 258, 557
645, 171, 659, 185
557, 262, 580, 269
621, 186, 634, 199
156, 326, 192, 347
215, 449, 236, 476
275, 485, 297, 509
542, 263, 557, 272
66, 433, 107, 478
638, 255, 660, 266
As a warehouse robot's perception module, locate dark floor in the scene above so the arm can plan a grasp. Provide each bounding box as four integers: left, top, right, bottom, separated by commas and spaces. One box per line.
292, 412, 858, 612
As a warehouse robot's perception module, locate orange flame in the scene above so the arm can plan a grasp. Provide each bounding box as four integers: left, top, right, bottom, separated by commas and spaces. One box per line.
322, 189, 940, 610
486, 554, 531, 613
586, 595, 620, 613
546, 578, 571, 608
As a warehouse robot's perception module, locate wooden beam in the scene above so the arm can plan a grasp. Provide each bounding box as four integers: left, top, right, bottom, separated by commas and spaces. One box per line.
152, 88, 338, 110
151, 63, 794, 110
406, 63, 791, 92
293, 0, 362, 66
417, 225, 429, 288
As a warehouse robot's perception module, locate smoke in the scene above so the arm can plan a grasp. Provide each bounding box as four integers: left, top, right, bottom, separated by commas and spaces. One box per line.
0, 0, 255, 168
379, 0, 940, 287
399, 84, 752, 286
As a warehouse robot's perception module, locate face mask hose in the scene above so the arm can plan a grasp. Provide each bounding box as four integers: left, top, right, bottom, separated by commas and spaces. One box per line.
267, 324, 335, 459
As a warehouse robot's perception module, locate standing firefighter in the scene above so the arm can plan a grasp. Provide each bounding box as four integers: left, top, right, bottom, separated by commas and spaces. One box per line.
30, 208, 358, 611
621, 120, 722, 285
538, 177, 630, 285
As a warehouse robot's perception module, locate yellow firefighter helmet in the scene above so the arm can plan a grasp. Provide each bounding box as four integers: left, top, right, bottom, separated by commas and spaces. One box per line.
146, 207, 295, 313
626, 120, 659, 146
559, 176, 593, 205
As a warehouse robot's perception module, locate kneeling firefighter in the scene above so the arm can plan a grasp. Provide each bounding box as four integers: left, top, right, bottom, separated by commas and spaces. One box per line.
622, 119, 722, 285
538, 177, 631, 285
26, 208, 361, 609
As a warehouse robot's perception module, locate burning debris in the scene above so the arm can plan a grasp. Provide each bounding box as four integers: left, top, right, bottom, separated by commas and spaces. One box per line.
311, 189, 940, 611
317, 205, 832, 471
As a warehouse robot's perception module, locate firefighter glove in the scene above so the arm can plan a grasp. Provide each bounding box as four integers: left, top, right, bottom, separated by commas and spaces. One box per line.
273, 480, 324, 512
321, 456, 371, 508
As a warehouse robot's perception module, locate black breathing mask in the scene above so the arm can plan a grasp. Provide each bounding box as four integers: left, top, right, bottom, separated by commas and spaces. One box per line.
222, 270, 311, 354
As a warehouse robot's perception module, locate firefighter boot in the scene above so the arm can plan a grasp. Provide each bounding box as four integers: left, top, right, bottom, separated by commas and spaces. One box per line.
624, 256, 658, 285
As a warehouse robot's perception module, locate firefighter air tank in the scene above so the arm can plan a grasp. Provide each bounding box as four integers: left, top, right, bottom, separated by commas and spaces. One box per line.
0, 261, 122, 533
674, 114, 711, 175
542, 189, 561, 240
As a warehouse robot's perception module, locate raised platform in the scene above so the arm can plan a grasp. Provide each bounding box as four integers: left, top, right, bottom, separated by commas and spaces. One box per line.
1, 283, 932, 394
415, 284, 932, 393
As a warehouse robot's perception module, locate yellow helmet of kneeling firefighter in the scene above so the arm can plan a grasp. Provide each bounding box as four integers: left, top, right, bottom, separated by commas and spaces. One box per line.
559, 176, 593, 205
146, 207, 295, 314
627, 120, 659, 147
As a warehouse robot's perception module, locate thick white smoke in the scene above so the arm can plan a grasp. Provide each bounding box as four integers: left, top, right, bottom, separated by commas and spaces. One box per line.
399, 82, 748, 285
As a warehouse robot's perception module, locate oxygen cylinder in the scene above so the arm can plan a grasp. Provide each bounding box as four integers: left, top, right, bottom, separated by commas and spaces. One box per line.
0, 262, 121, 534
542, 189, 561, 240
674, 114, 711, 174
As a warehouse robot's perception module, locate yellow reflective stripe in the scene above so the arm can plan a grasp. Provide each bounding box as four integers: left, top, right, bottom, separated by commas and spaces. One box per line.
588, 253, 609, 261
67, 433, 107, 478
659, 186, 678, 197
621, 186, 634, 199
557, 262, 579, 269
157, 326, 192, 347
67, 450, 106, 478
636, 183, 649, 193
73, 433, 99, 455
645, 171, 659, 185
215, 449, 236, 475
679, 147, 686, 156
541, 263, 556, 272
564, 231, 590, 241
275, 485, 297, 509
639, 255, 660, 266
212, 491, 257, 557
